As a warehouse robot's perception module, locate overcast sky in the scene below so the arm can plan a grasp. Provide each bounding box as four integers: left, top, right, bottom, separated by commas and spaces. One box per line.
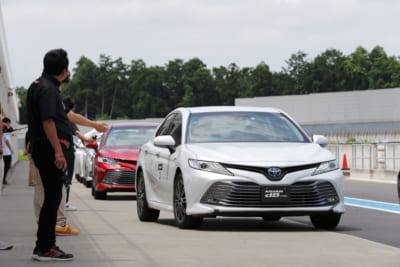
1, 0, 400, 88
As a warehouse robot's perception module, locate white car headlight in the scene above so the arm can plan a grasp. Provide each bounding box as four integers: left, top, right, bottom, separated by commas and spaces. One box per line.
188, 159, 233, 176
313, 160, 339, 175
98, 156, 120, 167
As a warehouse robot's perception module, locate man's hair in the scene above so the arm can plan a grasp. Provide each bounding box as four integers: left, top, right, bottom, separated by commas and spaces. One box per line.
43, 49, 69, 75
2, 117, 10, 123
63, 98, 75, 110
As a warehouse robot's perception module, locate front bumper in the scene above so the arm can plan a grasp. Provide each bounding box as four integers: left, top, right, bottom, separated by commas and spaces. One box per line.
182, 166, 345, 216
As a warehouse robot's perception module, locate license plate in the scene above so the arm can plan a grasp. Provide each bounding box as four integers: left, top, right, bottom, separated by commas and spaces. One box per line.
262, 186, 289, 202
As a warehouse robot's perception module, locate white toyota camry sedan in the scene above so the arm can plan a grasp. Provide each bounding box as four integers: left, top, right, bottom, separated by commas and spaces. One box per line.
135, 106, 344, 229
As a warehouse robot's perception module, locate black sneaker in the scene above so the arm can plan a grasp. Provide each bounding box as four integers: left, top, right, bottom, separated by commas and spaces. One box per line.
32, 247, 39, 256
32, 246, 73, 261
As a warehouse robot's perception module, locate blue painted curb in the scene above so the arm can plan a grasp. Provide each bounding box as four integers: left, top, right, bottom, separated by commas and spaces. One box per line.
344, 197, 400, 214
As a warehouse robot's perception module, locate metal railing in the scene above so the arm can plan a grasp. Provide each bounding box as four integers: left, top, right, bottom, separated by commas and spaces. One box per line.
352, 144, 373, 169
327, 143, 400, 171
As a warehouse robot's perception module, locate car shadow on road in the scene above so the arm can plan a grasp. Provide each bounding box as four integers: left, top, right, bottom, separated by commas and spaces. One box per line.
102, 194, 137, 201
157, 217, 317, 232
156, 217, 359, 232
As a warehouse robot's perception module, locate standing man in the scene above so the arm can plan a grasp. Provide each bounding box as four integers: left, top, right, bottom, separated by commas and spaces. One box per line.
1, 117, 14, 185
27, 48, 74, 261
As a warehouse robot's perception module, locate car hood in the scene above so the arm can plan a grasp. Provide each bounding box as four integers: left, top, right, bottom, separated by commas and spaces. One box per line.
99, 146, 140, 160
185, 142, 334, 167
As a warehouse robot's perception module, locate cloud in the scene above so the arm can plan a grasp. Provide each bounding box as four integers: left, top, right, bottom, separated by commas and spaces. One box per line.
2, 0, 400, 86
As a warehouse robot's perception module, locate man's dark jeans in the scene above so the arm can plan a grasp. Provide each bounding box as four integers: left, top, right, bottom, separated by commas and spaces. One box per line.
2, 155, 11, 184
32, 140, 65, 252
65, 146, 75, 203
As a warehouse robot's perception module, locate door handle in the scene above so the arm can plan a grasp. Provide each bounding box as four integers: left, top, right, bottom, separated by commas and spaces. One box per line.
156, 153, 160, 158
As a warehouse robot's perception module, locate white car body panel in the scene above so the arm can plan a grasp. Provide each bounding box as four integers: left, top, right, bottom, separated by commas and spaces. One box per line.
74, 129, 100, 184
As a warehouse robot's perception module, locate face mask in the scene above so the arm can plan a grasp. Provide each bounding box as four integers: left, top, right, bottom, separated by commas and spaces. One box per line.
61, 71, 71, 84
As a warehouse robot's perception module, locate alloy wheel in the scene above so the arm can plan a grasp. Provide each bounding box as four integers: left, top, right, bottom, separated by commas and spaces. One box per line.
174, 178, 186, 222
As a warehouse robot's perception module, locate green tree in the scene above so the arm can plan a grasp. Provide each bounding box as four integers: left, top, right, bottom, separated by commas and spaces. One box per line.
131, 66, 170, 118
302, 49, 348, 93
250, 62, 273, 96
57, 45, 400, 122
271, 72, 295, 95
62, 56, 100, 119
282, 51, 309, 94
344, 46, 371, 90
213, 63, 249, 105
383, 56, 400, 88
164, 59, 185, 109
182, 58, 219, 106
367, 46, 400, 89
15, 86, 28, 124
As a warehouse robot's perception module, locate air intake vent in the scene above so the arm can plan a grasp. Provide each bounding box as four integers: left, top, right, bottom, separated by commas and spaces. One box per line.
201, 180, 339, 208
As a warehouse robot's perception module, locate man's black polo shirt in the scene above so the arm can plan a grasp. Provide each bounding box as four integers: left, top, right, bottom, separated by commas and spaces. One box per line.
27, 73, 72, 142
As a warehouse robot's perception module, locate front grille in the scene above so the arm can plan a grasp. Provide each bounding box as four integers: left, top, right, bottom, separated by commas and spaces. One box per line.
200, 181, 339, 208
118, 159, 137, 165
222, 163, 319, 181
102, 170, 135, 186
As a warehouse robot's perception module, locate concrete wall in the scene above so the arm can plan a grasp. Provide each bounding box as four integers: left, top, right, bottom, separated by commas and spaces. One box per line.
235, 88, 400, 125
0, 2, 19, 166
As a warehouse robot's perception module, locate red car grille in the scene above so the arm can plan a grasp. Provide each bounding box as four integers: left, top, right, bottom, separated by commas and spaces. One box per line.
102, 170, 135, 186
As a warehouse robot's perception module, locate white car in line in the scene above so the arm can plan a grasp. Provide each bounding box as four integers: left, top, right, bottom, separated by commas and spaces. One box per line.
74, 129, 102, 187
135, 106, 345, 229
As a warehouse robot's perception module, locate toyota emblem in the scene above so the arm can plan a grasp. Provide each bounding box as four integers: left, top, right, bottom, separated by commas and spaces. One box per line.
268, 167, 282, 177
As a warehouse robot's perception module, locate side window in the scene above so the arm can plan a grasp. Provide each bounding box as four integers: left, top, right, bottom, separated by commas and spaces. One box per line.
168, 113, 182, 146
155, 114, 176, 137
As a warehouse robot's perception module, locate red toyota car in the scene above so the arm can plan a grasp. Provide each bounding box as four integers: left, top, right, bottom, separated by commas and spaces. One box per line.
91, 123, 158, 199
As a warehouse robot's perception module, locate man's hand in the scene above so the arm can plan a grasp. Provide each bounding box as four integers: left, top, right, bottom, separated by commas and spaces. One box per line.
0, 144, 3, 155
86, 136, 96, 144
54, 154, 67, 172
67, 111, 108, 132
94, 122, 108, 133
43, 118, 66, 171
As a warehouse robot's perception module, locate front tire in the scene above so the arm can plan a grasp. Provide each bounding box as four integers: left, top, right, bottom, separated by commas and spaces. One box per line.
93, 181, 107, 200
94, 190, 107, 200
136, 171, 159, 221
85, 179, 92, 188
91, 182, 95, 196
173, 174, 203, 229
310, 213, 341, 230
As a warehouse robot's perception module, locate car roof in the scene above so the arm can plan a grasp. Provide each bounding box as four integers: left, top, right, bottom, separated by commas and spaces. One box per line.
176, 106, 284, 114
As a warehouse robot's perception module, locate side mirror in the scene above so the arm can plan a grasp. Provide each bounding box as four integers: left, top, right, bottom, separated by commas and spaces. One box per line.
154, 135, 176, 153
86, 142, 98, 149
313, 135, 328, 147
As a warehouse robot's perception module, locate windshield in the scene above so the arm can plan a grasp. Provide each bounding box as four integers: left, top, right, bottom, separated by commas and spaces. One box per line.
187, 112, 309, 143
104, 126, 156, 147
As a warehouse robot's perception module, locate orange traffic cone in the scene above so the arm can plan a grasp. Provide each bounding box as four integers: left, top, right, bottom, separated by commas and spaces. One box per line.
342, 153, 349, 170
